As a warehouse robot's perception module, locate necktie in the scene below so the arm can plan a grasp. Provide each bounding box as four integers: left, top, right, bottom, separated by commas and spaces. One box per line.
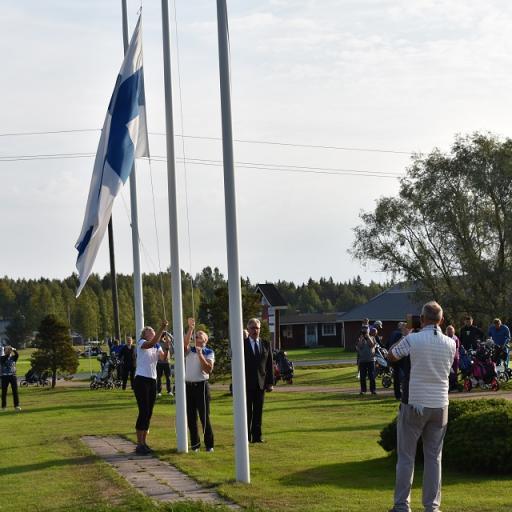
254, 340, 260, 358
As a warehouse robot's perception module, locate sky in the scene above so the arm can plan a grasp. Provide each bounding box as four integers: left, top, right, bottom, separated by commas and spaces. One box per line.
2, 0, 512, 286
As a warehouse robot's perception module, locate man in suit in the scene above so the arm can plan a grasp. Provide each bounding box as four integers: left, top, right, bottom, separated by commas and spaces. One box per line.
244, 318, 274, 443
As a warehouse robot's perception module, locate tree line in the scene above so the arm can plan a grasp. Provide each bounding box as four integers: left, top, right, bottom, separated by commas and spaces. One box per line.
0, 268, 385, 347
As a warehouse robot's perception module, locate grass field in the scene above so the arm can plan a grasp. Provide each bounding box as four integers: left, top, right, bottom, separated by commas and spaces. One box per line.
1, 378, 511, 512
285, 347, 356, 362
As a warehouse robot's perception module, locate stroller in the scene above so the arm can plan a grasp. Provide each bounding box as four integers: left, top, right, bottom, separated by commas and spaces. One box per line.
20, 368, 50, 387
463, 341, 499, 392
273, 350, 294, 385
90, 354, 121, 390
374, 345, 392, 388
491, 341, 512, 382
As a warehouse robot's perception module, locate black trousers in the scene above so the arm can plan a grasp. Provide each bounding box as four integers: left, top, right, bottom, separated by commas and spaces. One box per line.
186, 381, 214, 450
392, 362, 402, 400
359, 361, 376, 393
156, 363, 171, 394
246, 387, 265, 442
133, 375, 156, 431
1, 375, 19, 408
121, 365, 135, 390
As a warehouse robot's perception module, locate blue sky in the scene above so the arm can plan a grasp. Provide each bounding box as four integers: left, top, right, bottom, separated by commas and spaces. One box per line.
2, 0, 512, 284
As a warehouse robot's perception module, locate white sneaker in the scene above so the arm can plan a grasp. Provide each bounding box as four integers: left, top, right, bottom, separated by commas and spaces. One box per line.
157, 393, 162, 397
167, 391, 173, 396
15, 406, 21, 411
192, 447, 199, 452
206, 447, 214, 453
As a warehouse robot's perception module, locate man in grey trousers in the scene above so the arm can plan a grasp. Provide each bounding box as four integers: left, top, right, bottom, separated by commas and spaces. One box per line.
387, 301, 456, 512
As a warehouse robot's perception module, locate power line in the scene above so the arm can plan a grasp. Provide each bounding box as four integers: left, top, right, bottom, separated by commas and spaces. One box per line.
0, 127, 415, 155
0, 128, 99, 137
0, 151, 403, 178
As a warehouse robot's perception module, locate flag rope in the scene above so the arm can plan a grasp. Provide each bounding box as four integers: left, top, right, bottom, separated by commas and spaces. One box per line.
172, 0, 196, 319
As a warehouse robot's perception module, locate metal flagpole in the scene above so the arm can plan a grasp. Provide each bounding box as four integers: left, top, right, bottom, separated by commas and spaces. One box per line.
161, 0, 188, 453
107, 220, 121, 342
121, 0, 144, 337
216, 0, 250, 483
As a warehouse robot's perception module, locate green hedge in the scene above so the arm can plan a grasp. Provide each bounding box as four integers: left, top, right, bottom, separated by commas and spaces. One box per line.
379, 399, 512, 474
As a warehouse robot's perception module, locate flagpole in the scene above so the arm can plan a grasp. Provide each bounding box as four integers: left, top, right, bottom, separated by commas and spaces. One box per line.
161, 0, 188, 453
107, 220, 121, 342
121, 0, 144, 337
216, 0, 250, 483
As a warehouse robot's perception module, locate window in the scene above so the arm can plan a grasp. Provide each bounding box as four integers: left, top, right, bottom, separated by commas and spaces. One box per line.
282, 326, 293, 338
322, 323, 336, 336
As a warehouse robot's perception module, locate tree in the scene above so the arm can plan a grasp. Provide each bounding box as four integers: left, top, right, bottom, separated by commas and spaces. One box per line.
352, 133, 512, 322
0, 279, 16, 318
5, 312, 31, 348
31, 315, 78, 388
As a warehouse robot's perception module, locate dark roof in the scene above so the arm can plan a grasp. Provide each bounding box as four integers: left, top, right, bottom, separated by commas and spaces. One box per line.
256, 284, 288, 308
280, 312, 344, 325
339, 283, 422, 322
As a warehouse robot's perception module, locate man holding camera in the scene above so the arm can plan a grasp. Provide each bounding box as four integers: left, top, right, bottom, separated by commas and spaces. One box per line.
387, 301, 455, 512
1, 346, 21, 411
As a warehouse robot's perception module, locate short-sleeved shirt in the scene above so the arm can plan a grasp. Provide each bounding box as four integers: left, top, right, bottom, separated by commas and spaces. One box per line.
135, 339, 163, 379
391, 324, 455, 408
185, 347, 215, 382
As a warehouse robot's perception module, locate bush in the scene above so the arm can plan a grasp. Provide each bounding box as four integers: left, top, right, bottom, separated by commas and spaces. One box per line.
379, 399, 512, 474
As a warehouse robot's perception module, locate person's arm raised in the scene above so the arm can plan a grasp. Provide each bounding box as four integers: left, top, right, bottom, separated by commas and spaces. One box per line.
184, 318, 195, 353
140, 320, 168, 349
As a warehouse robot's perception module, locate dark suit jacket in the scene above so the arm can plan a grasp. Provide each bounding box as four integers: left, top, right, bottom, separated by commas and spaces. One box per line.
244, 338, 274, 391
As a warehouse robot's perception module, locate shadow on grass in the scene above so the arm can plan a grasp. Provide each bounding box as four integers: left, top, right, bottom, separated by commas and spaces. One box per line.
271, 423, 388, 434
0, 455, 97, 476
280, 455, 510, 491
19, 401, 133, 415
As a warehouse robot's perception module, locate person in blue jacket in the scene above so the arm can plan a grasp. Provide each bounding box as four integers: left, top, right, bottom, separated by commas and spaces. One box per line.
488, 318, 510, 368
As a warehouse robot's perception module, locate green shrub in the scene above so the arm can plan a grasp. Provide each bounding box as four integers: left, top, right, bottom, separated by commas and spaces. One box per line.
378, 415, 397, 452
379, 399, 512, 474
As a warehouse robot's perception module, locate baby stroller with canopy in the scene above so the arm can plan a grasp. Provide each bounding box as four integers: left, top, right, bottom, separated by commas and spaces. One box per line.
273, 350, 294, 385
90, 354, 121, 389
374, 345, 392, 388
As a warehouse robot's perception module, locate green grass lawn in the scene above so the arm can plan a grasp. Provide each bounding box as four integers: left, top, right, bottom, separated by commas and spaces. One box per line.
285, 347, 356, 362
1, 381, 511, 512
292, 365, 360, 388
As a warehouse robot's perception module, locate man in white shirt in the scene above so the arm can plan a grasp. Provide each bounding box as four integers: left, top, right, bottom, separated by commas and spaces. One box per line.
184, 318, 215, 452
387, 301, 456, 512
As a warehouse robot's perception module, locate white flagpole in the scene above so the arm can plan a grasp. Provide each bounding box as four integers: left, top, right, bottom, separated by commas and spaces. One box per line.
121, 0, 144, 336
161, 0, 188, 453
216, 0, 250, 483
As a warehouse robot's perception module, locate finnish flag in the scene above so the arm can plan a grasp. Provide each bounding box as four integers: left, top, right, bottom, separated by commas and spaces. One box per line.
75, 16, 149, 297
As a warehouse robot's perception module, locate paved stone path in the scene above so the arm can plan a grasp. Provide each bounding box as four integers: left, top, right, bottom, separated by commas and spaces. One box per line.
81, 435, 238, 509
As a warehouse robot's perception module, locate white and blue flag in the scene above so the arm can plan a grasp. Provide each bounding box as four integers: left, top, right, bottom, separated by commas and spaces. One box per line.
75, 16, 149, 297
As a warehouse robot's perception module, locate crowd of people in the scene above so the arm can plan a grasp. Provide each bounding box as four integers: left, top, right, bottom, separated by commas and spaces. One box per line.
355, 314, 510, 397
127, 316, 273, 455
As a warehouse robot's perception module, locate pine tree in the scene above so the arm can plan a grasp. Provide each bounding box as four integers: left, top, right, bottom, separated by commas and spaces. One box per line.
31, 314, 78, 388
